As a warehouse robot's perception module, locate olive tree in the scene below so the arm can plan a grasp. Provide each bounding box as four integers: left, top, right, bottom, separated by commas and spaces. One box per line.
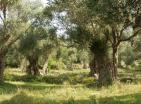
52, 0, 141, 86
0, 0, 29, 82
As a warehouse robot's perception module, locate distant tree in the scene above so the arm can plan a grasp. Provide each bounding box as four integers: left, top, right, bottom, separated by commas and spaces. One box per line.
0, 0, 48, 82
19, 18, 57, 75
77, 49, 89, 69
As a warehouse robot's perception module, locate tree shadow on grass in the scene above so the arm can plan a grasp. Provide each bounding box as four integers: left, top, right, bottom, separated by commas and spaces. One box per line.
0, 91, 44, 104
1, 92, 141, 104
0, 82, 64, 95
1, 86, 141, 104
0, 91, 97, 104
98, 92, 141, 104
0, 83, 18, 94
5, 71, 96, 86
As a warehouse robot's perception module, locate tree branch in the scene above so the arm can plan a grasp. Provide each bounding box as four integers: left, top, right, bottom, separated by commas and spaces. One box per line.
120, 28, 141, 42
119, 22, 134, 39
2, 22, 34, 52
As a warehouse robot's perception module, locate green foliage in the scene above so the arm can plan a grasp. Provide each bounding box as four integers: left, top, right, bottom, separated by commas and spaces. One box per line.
5, 48, 20, 68
77, 50, 89, 63
67, 26, 92, 48
0, 0, 19, 6
48, 59, 58, 70
19, 27, 43, 58
55, 46, 89, 70
90, 36, 108, 56
49, 60, 66, 70
119, 36, 141, 68
119, 45, 136, 65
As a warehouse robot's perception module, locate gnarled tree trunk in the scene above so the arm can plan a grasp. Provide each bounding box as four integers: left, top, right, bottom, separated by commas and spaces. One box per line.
95, 55, 113, 87
90, 37, 113, 86
26, 56, 40, 76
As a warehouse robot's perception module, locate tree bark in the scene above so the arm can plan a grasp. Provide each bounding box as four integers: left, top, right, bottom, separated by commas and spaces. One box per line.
0, 54, 5, 83
95, 55, 113, 87
89, 57, 97, 76
83, 62, 87, 69
90, 37, 113, 86
26, 56, 40, 76
21, 58, 27, 72
112, 46, 118, 79
43, 58, 48, 75
3, 6, 6, 20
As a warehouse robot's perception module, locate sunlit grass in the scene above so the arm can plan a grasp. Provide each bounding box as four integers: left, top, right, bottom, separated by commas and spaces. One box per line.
1, 68, 141, 104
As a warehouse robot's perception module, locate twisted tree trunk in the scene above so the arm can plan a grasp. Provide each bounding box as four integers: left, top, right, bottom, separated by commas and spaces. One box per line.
95, 55, 113, 87
26, 56, 40, 76
90, 37, 113, 86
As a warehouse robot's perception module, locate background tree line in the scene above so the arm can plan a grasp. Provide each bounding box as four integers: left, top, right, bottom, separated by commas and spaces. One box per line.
0, 0, 141, 87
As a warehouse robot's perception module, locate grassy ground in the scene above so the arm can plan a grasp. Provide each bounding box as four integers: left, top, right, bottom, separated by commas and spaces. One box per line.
0, 68, 141, 104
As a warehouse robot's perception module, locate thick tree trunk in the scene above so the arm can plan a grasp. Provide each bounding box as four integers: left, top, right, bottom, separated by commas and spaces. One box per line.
112, 46, 118, 79
26, 64, 32, 75
83, 62, 87, 69
96, 55, 113, 87
0, 54, 5, 83
33, 62, 39, 75
21, 58, 27, 72
43, 59, 48, 75
89, 58, 97, 76
90, 37, 113, 86
26, 57, 40, 76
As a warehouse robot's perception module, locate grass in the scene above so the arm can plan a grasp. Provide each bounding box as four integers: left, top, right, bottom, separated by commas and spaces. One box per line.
0, 68, 141, 104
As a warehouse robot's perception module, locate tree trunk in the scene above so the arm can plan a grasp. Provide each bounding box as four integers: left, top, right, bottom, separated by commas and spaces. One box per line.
43, 58, 48, 75
83, 62, 87, 69
90, 37, 113, 86
0, 54, 5, 83
3, 7, 6, 19
112, 46, 118, 79
21, 58, 27, 72
26, 57, 40, 76
96, 55, 113, 87
89, 58, 97, 76
26, 64, 32, 75
32, 62, 39, 75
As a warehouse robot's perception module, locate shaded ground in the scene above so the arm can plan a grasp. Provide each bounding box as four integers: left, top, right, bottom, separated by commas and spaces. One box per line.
1, 69, 141, 104
4, 69, 95, 85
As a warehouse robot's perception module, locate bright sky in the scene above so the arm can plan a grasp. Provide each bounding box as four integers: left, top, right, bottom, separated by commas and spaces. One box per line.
41, 0, 48, 7
40, 0, 66, 35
